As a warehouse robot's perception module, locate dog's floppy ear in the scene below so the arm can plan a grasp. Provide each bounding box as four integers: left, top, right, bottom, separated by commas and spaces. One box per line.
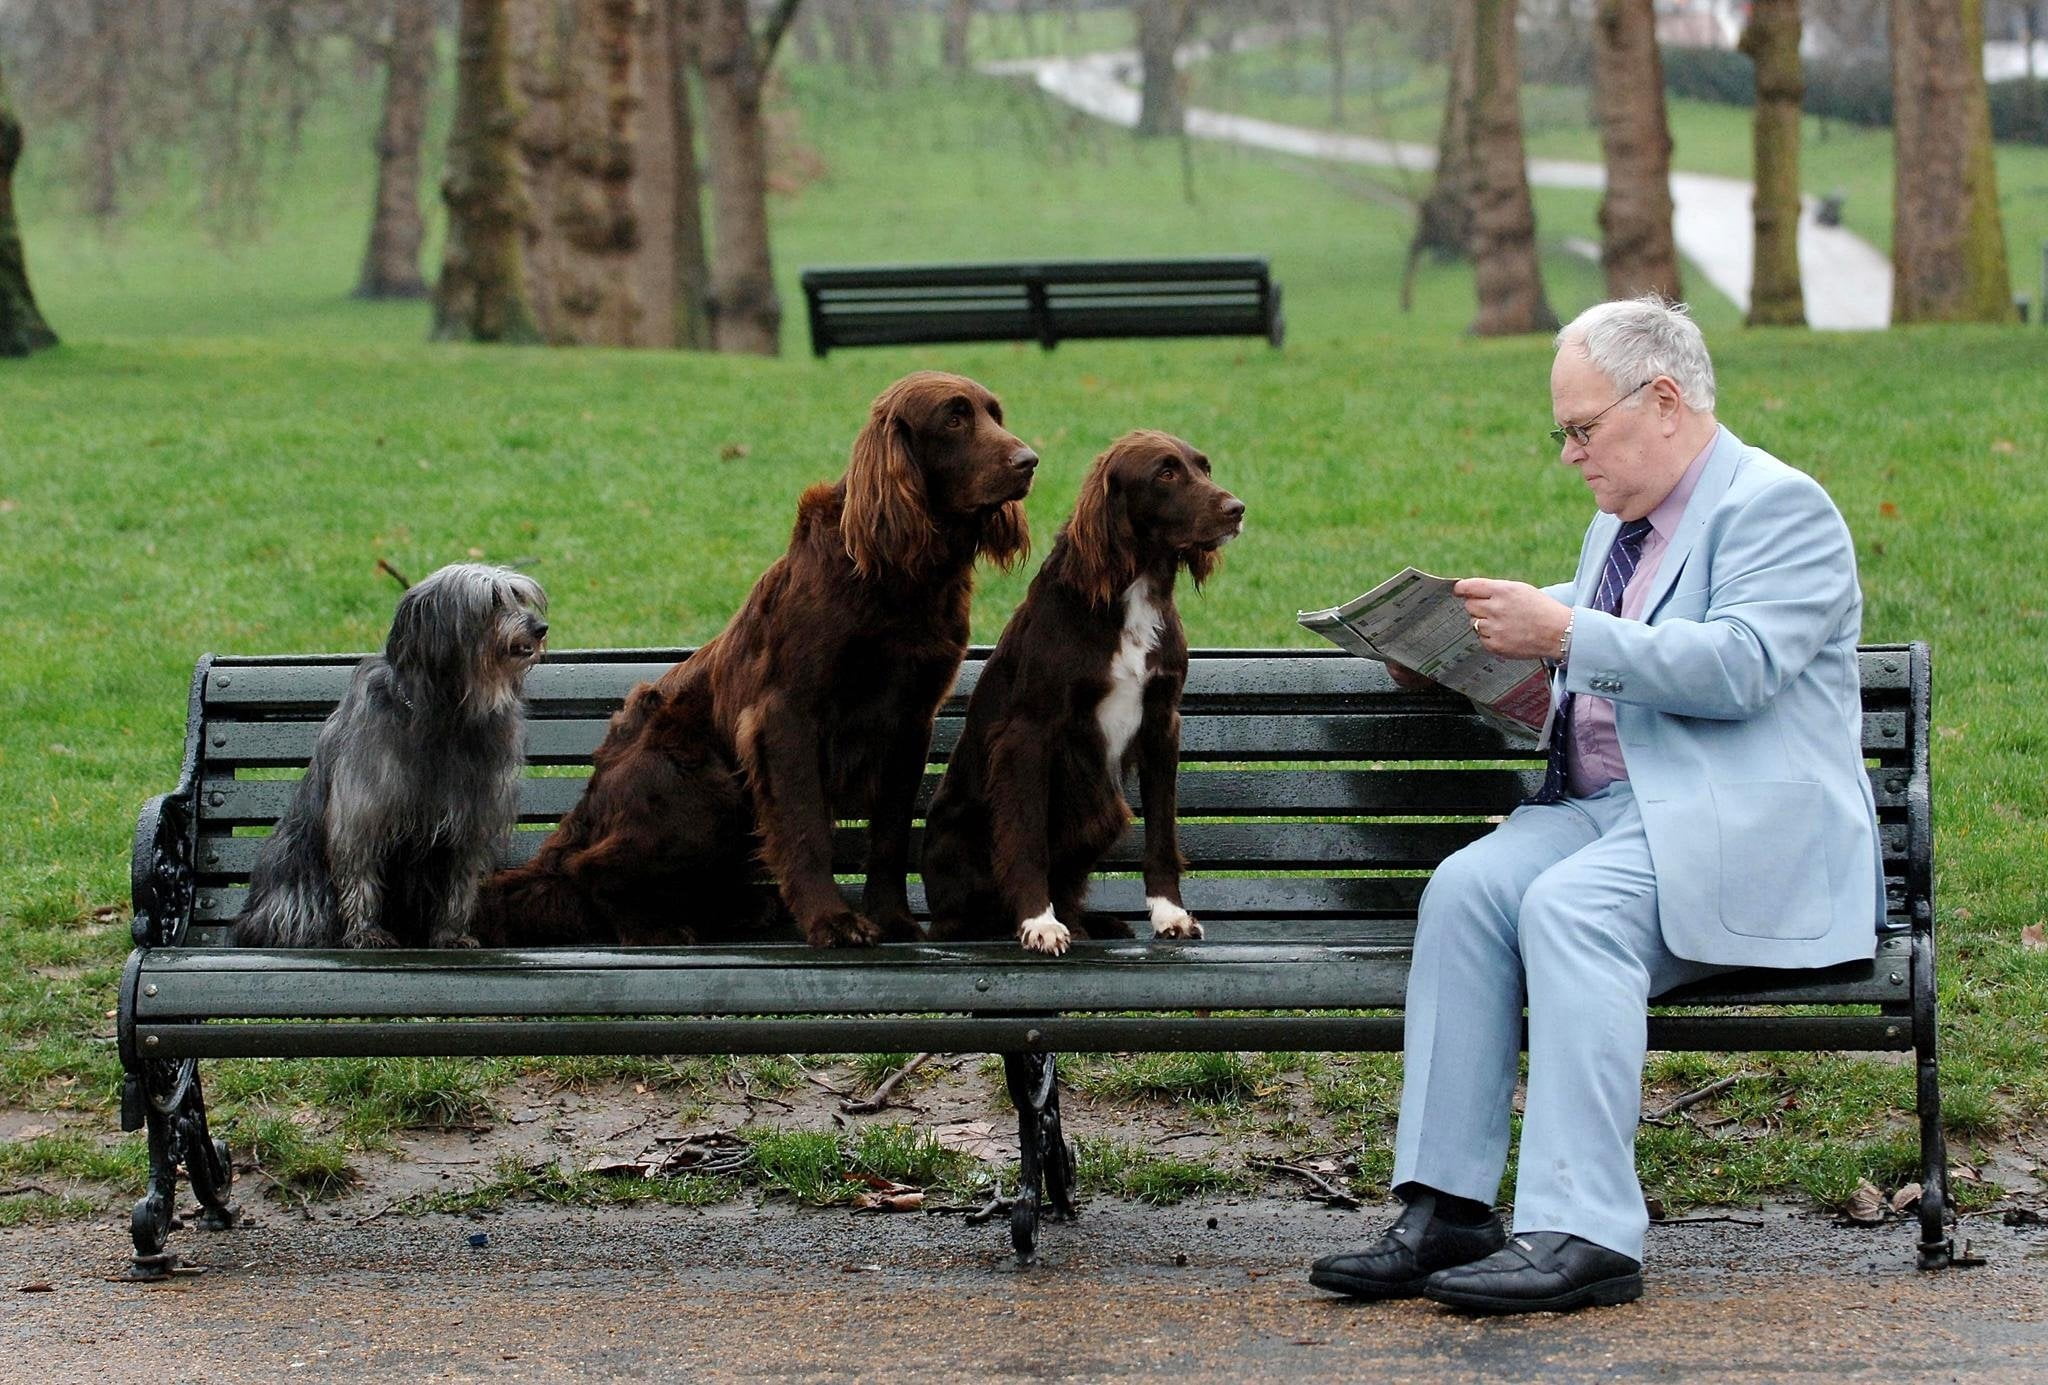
385, 573, 460, 688
842, 402, 935, 579
979, 500, 1029, 572
1063, 454, 1132, 608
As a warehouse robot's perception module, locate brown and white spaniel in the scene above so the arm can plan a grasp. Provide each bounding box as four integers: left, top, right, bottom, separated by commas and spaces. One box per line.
921, 430, 1244, 955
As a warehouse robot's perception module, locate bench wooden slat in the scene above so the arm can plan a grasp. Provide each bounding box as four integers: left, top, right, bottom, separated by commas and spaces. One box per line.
132, 1012, 1916, 1061
133, 933, 1908, 1021
194, 762, 1921, 830
195, 647, 1918, 712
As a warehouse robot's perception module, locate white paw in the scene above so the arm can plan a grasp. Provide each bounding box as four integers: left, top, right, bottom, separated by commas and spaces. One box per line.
1148, 896, 1203, 940
1018, 908, 1071, 957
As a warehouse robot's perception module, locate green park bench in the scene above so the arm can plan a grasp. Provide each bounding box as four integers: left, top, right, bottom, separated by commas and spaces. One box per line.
799, 257, 1285, 356
118, 643, 1947, 1277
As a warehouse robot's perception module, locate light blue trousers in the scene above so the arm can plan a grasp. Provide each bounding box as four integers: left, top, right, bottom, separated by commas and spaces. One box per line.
1390, 782, 1728, 1262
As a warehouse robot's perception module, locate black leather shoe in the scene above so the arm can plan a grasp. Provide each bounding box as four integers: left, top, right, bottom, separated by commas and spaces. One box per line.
1422, 1231, 1642, 1314
1308, 1192, 1506, 1300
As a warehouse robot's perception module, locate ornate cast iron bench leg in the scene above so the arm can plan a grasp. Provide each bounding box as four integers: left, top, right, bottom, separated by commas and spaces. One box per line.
1004, 1050, 1078, 1261
122, 1056, 237, 1281
1912, 928, 1954, 1271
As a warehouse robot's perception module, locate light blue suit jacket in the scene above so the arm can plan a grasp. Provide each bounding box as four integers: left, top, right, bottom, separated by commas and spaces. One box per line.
1542, 425, 1883, 969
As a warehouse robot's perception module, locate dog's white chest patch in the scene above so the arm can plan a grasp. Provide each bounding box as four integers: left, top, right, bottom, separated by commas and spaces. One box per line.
1097, 578, 1162, 768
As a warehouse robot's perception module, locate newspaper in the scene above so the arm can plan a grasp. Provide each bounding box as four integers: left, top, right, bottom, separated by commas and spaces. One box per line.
1297, 567, 1556, 745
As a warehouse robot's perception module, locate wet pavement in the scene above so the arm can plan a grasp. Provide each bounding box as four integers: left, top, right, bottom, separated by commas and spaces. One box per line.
5, 1196, 2044, 1381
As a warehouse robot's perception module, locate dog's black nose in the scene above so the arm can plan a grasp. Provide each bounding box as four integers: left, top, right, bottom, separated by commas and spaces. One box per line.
533, 621, 550, 640
1222, 498, 1246, 520
1011, 447, 1039, 471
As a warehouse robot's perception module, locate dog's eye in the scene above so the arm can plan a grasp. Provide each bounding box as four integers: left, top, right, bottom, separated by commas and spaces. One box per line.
1156, 462, 1178, 481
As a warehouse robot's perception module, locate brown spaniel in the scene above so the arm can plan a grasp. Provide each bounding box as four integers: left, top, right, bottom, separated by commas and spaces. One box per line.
479, 372, 1035, 948
922, 430, 1244, 955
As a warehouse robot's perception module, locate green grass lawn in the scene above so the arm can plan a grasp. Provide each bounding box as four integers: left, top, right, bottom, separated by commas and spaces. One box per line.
3, 40, 2046, 1219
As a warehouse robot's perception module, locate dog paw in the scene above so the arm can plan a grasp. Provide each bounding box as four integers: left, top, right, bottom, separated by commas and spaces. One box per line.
341, 926, 401, 950
1018, 909, 1071, 957
434, 933, 482, 950
806, 910, 884, 948
866, 906, 925, 944
1147, 897, 1204, 941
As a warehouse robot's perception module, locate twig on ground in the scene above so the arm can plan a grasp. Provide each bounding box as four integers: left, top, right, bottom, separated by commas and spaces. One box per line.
375, 557, 411, 590
1649, 1213, 1766, 1228
805, 1072, 854, 1099
1153, 1129, 1219, 1144
0, 1184, 51, 1198
726, 1069, 795, 1111
244, 1164, 316, 1218
964, 1194, 1014, 1225
842, 1052, 933, 1115
1249, 1159, 1362, 1211
1643, 1073, 1748, 1125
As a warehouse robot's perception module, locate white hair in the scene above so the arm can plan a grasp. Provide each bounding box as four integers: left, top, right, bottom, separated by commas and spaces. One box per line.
1556, 295, 1717, 413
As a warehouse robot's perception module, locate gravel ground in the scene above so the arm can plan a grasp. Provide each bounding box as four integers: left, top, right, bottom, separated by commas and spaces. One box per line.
5, 1194, 2045, 1382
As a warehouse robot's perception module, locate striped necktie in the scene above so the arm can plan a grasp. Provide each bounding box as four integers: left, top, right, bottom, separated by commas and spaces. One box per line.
1529, 517, 1655, 805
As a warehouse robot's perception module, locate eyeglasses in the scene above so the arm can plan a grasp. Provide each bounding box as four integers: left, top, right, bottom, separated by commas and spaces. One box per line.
1549, 378, 1652, 448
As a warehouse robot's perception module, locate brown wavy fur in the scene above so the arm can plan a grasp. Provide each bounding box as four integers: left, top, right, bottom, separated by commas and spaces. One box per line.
922, 430, 1244, 948
476, 372, 1038, 949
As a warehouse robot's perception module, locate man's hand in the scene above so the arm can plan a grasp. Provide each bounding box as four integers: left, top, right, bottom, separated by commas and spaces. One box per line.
1454, 578, 1573, 661
1384, 661, 1432, 690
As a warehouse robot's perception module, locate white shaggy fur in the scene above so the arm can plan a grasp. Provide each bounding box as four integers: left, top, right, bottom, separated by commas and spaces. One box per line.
1097, 577, 1163, 769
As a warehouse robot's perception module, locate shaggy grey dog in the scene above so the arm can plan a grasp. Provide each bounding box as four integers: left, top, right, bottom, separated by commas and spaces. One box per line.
235, 564, 549, 949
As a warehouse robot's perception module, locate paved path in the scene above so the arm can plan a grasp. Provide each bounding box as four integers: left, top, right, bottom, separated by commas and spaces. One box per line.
984, 50, 1894, 329
6, 1198, 2044, 1380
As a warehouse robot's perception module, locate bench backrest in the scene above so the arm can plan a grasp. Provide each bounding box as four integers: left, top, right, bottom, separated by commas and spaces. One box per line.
800, 258, 1283, 355
153, 645, 1929, 954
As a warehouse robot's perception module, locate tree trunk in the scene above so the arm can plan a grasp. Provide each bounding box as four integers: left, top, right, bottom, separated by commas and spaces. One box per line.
859, 0, 895, 84
1409, 0, 1476, 266
357, 0, 437, 299
87, 0, 128, 221
1592, 0, 1681, 301
542, 0, 647, 346
699, 0, 782, 354
1741, 0, 1806, 325
1136, 0, 1191, 138
1891, 0, 2013, 321
668, 0, 714, 349
433, 0, 541, 342
1325, 0, 1349, 127
823, 0, 860, 66
943, 0, 974, 70
0, 64, 59, 357
1467, 0, 1557, 335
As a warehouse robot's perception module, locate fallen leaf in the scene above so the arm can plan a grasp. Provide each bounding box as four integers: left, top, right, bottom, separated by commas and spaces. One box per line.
719, 443, 750, 461
932, 1120, 1011, 1163
17, 1282, 52, 1293
1842, 1180, 1887, 1225
1890, 1183, 1923, 1214
0, 499, 18, 513
1879, 501, 1900, 518
1991, 438, 2018, 454
582, 1156, 647, 1178
2024, 925, 2046, 953
466, 546, 484, 558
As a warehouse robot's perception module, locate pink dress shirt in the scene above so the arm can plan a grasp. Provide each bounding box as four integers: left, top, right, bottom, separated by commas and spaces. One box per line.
1565, 437, 1716, 797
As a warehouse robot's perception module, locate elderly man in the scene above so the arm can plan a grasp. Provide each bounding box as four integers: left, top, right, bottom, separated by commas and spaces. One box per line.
1310, 297, 1882, 1314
